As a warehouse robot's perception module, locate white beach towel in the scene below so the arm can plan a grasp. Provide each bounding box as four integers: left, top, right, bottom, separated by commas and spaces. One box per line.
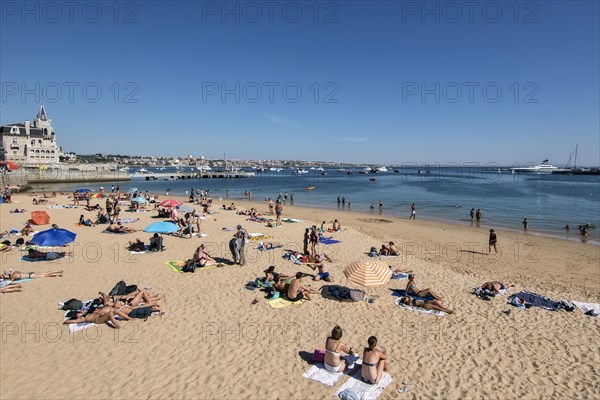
394, 298, 444, 316
191, 233, 208, 237
304, 355, 362, 387
334, 371, 393, 399
572, 301, 600, 317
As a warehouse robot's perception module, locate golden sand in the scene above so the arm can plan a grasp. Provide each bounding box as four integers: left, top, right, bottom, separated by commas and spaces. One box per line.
1, 194, 598, 399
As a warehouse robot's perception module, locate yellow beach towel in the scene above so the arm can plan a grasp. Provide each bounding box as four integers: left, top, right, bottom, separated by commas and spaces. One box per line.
267, 297, 305, 308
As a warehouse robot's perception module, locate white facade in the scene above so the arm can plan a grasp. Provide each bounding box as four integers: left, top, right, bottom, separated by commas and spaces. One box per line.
0, 105, 62, 165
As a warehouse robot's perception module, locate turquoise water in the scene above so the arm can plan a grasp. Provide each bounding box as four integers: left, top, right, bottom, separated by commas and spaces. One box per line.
29, 167, 600, 243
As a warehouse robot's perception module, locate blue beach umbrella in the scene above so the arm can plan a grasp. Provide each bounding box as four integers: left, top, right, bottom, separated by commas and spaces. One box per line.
132, 197, 148, 203
143, 221, 179, 233
30, 228, 77, 247
75, 188, 93, 193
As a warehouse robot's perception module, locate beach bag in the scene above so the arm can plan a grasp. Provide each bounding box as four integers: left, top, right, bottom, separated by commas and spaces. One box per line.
311, 349, 325, 363
61, 298, 83, 311
182, 263, 197, 273
125, 284, 138, 294
109, 280, 126, 296
350, 290, 366, 302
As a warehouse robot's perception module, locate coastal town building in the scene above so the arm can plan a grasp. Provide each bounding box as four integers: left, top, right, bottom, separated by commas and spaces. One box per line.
0, 105, 63, 165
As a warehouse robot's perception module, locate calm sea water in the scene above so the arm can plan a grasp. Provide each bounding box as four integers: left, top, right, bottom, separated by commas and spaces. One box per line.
29, 167, 600, 243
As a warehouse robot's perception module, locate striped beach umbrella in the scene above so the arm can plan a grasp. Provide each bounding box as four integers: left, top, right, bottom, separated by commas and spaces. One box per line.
91, 193, 107, 198
343, 259, 392, 288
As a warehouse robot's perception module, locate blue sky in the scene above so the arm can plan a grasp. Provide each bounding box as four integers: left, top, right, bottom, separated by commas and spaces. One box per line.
1, 1, 598, 165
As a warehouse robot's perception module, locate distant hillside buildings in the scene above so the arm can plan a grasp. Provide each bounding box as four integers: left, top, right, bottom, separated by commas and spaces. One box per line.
0, 105, 63, 165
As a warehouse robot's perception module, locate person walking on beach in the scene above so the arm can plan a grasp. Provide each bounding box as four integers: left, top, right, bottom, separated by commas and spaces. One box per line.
337, 196, 341, 206
470, 208, 475, 223
275, 201, 283, 226
290, 193, 295, 204
522, 218, 529, 234
409, 203, 416, 220
488, 229, 497, 255
309, 225, 319, 257
268, 198, 274, 215
303, 228, 310, 255
235, 224, 249, 266
342, 197, 346, 207
476, 209, 482, 225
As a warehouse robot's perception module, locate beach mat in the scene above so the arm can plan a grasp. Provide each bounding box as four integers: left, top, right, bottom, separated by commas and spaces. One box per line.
508, 291, 574, 312
394, 297, 444, 316
164, 260, 219, 273
117, 218, 139, 224
267, 297, 304, 308
391, 289, 435, 301
320, 238, 341, 245
20, 256, 61, 262
304, 355, 361, 387
390, 272, 409, 280
572, 301, 600, 317
334, 370, 393, 399
282, 218, 304, 223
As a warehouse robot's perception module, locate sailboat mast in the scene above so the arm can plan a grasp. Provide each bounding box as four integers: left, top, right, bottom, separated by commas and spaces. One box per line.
574, 144, 578, 169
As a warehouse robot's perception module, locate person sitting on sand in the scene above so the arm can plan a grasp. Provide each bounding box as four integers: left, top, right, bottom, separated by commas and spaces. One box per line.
323, 326, 355, 373
332, 219, 341, 231
287, 272, 318, 301
263, 266, 290, 283
184, 244, 218, 270
388, 242, 399, 256
361, 336, 389, 385
79, 214, 95, 227
309, 253, 333, 282
481, 281, 513, 294
10, 208, 25, 213
106, 222, 136, 233
2, 268, 63, 280
406, 274, 443, 300
148, 233, 163, 252
0, 241, 13, 252
127, 239, 145, 252
380, 243, 390, 256
20, 224, 34, 236
400, 296, 453, 314
27, 248, 70, 260
32, 198, 48, 205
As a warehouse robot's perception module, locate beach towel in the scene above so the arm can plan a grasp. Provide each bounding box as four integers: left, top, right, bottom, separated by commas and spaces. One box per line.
0, 278, 33, 287
164, 260, 219, 273
267, 297, 304, 308
304, 355, 361, 386
394, 297, 444, 316
334, 370, 393, 400
472, 286, 508, 298
254, 244, 283, 251
222, 227, 236, 231
248, 217, 270, 223
320, 238, 341, 245
282, 218, 305, 223
390, 272, 408, 280
572, 301, 600, 317
118, 218, 139, 224
21, 255, 62, 262
391, 289, 434, 301
191, 233, 208, 237
508, 291, 575, 312
283, 252, 309, 265
249, 234, 272, 241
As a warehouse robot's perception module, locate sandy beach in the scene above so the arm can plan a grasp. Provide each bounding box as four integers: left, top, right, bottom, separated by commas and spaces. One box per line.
1, 193, 598, 399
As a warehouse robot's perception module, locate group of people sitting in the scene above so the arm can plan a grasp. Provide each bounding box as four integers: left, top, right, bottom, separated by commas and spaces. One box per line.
260, 267, 320, 301
63, 286, 163, 329
106, 222, 137, 234
181, 244, 221, 272
400, 273, 453, 313
127, 234, 164, 252
368, 242, 399, 257
321, 326, 389, 385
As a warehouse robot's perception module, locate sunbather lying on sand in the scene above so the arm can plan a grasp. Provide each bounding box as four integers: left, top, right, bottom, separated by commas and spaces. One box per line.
399, 296, 453, 314
406, 274, 443, 300
127, 239, 145, 252
2, 268, 63, 280
255, 241, 281, 251
27, 249, 71, 260
481, 281, 513, 294
0, 282, 23, 293
107, 223, 136, 233
64, 308, 130, 329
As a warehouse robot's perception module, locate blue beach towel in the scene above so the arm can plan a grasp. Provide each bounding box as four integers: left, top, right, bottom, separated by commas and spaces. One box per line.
508, 291, 575, 312
319, 238, 341, 245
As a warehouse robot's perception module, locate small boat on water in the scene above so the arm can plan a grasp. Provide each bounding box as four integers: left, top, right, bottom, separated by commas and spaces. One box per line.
304, 186, 315, 190
369, 177, 376, 181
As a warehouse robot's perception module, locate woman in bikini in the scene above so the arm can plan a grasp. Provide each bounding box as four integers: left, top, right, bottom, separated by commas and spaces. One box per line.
64, 308, 130, 329
400, 296, 453, 314
361, 336, 389, 384
405, 274, 443, 300
2, 269, 63, 280
324, 326, 354, 373
481, 281, 513, 294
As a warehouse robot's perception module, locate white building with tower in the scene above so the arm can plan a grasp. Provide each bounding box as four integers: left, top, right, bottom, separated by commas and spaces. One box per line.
0, 105, 63, 165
